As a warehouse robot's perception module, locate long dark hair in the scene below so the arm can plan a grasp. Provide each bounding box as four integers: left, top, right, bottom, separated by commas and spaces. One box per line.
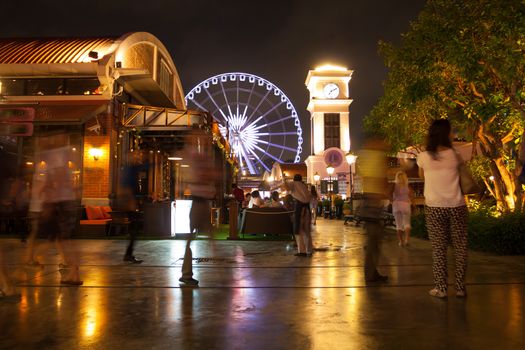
310, 185, 318, 198
426, 119, 452, 159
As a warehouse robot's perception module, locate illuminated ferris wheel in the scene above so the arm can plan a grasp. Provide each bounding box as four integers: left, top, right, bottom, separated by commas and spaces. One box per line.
185, 72, 303, 175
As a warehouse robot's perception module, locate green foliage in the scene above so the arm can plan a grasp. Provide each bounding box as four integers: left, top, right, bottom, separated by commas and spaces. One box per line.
334, 196, 344, 206
365, 0, 525, 209
469, 155, 492, 183
410, 206, 525, 255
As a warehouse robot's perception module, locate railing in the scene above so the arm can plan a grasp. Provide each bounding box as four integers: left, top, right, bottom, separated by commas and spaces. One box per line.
121, 103, 211, 130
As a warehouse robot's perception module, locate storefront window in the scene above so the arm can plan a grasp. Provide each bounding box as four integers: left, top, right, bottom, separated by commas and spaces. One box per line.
0, 79, 25, 96
1, 78, 102, 96
66, 78, 102, 95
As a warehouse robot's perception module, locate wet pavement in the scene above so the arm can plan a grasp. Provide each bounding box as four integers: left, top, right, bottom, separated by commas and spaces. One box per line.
1, 218, 524, 349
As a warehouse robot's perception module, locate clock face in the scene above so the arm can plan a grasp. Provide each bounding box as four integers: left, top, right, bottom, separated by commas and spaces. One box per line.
323, 83, 339, 99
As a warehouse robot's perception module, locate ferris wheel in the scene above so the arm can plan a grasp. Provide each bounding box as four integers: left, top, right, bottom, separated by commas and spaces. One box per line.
185, 72, 303, 175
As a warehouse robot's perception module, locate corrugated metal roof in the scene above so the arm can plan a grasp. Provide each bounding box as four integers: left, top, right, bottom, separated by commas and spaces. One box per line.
0, 37, 118, 64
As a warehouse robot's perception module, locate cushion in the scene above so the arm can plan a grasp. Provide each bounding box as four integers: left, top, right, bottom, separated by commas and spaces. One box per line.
80, 219, 111, 225
86, 205, 104, 220
100, 206, 112, 219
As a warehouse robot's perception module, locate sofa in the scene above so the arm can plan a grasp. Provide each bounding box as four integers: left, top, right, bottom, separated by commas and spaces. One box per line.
77, 205, 112, 237
239, 207, 294, 238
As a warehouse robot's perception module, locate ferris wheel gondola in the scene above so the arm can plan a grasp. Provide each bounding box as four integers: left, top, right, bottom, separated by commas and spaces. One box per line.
185, 72, 303, 175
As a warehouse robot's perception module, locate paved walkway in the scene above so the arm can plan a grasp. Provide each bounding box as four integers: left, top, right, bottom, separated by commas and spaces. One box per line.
0, 218, 524, 349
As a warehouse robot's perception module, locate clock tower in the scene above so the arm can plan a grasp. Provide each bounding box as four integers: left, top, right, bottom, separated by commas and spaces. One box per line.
304, 64, 354, 190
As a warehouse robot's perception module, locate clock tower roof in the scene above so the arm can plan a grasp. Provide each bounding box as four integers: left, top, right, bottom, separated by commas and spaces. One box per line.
305, 64, 353, 89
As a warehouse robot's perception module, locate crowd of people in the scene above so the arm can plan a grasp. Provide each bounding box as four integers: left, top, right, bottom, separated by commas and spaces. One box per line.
1, 119, 471, 301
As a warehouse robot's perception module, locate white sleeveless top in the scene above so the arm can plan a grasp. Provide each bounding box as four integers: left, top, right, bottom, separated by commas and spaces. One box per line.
417, 149, 465, 208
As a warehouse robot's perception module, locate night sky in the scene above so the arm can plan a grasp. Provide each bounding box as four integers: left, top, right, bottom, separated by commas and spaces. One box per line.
0, 0, 426, 154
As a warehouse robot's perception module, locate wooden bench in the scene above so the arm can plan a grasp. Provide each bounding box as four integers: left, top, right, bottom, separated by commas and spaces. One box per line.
344, 212, 395, 227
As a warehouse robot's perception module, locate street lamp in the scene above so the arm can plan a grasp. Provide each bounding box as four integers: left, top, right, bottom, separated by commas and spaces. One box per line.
313, 172, 320, 184
326, 165, 335, 219
345, 151, 357, 201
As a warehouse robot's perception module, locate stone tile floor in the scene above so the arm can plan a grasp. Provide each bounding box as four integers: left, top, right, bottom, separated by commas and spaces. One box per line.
0, 218, 524, 349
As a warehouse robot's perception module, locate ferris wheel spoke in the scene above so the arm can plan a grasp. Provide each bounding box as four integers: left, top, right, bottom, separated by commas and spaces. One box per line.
247, 148, 271, 172
245, 89, 272, 125
252, 144, 283, 164
244, 83, 257, 110
219, 81, 234, 118
257, 100, 285, 121
204, 88, 228, 122
258, 132, 297, 136
190, 99, 209, 114
238, 144, 257, 174
258, 140, 298, 152
264, 114, 294, 127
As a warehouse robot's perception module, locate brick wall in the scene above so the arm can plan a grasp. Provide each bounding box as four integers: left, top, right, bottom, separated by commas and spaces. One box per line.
82, 135, 110, 198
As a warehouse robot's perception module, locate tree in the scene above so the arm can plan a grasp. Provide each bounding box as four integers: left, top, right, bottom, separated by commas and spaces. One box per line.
365, 0, 525, 211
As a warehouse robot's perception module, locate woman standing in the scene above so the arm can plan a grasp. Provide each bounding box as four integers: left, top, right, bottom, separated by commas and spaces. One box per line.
392, 171, 413, 247
417, 119, 468, 298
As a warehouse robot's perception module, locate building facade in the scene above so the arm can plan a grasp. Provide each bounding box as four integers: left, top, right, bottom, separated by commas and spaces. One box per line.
304, 65, 353, 196
0, 33, 234, 232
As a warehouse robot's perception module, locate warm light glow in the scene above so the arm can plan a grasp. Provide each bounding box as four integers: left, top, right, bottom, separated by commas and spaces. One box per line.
168, 156, 183, 161
181, 164, 190, 168
26, 161, 33, 166
345, 152, 357, 165
88, 147, 103, 161
326, 165, 335, 175
267, 175, 274, 183
315, 64, 348, 72
489, 176, 495, 181
313, 172, 320, 183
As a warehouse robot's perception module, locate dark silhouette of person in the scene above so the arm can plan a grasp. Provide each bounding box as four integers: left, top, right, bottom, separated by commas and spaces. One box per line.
118, 157, 143, 264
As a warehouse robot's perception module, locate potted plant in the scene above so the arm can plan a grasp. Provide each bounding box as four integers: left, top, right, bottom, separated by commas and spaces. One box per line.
322, 199, 331, 218
342, 201, 352, 216
334, 196, 344, 219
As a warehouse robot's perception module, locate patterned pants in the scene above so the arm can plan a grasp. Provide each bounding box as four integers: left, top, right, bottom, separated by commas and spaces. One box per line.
425, 205, 468, 293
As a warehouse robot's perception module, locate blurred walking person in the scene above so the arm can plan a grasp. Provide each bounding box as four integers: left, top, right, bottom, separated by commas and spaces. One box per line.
356, 136, 389, 282
417, 119, 468, 298
283, 174, 313, 257
8, 166, 30, 242
40, 144, 82, 285
0, 246, 19, 300
25, 158, 46, 267
179, 127, 218, 286
118, 156, 143, 264
392, 171, 413, 247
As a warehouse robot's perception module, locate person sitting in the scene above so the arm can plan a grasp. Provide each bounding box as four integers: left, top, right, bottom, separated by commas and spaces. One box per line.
248, 190, 265, 208
267, 191, 283, 208
242, 193, 251, 209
